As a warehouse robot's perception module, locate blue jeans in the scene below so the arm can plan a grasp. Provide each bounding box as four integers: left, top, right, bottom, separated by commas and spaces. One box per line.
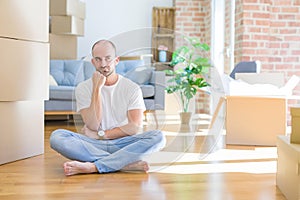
50, 129, 166, 173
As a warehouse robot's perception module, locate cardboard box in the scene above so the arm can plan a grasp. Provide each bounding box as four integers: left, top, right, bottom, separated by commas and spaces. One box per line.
50, 0, 86, 19
220, 72, 294, 146
225, 96, 286, 146
0, 101, 44, 165
0, 0, 49, 42
0, 38, 49, 101
50, 34, 78, 59
291, 107, 300, 143
51, 15, 84, 36
276, 135, 300, 200
77, 1, 86, 19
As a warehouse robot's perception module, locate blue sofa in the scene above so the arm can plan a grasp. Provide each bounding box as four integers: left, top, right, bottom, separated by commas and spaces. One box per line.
45, 59, 165, 113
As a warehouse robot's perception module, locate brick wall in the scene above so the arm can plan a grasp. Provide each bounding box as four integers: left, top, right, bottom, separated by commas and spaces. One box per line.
234, 0, 272, 64
235, 0, 300, 81
175, 0, 210, 45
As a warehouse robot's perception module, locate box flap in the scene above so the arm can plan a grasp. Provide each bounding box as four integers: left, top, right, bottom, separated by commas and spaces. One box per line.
235, 72, 284, 87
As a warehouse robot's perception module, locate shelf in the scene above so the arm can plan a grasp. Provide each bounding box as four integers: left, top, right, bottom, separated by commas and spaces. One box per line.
153, 62, 173, 71
151, 7, 175, 63
153, 62, 171, 65
153, 34, 175, 38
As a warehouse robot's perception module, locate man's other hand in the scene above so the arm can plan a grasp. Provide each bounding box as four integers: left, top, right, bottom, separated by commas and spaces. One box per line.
81, 125, 99, 139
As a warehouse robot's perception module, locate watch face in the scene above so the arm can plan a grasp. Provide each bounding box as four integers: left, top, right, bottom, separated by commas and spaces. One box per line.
98, 130, 105, 137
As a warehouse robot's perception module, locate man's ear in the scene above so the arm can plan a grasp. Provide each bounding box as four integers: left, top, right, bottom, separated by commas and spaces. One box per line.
114, 56, 120, 65
91, 58, 96, 66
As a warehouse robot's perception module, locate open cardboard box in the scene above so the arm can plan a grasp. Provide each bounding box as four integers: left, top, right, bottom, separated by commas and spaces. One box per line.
212, 72, 300, 146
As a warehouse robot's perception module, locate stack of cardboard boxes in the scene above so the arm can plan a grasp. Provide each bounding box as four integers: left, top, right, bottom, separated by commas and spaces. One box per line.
0, 0, 49, 164
49, 0, 86, 59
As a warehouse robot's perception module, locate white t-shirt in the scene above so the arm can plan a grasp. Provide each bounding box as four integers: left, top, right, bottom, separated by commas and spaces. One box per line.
75, 75, 146, 130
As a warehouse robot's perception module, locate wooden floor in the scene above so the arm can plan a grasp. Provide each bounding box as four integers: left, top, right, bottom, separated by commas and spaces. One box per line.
0, 118, 287, 200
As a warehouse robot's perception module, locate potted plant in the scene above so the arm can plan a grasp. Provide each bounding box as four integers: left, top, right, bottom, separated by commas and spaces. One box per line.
164, 36, 211, 124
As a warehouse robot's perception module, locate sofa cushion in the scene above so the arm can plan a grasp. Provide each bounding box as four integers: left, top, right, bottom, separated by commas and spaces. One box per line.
45, 100, 75, 111
50, 60, 85, 86
83, 61, 96, 80
124, 66, 154, 85
49, 75, 58, 86
116, 60, 145, 76
49, 85, 75, 100
140, 85, 155, 98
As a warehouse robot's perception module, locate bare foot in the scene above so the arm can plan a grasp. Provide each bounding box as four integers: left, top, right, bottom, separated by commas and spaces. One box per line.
121, 161, 149, 173
63, 161, 98, 176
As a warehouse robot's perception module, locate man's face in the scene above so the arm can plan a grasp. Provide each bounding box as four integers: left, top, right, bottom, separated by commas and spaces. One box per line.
91, 42, 119, 77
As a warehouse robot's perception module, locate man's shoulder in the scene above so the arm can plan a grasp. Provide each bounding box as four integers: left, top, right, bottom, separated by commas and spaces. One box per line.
76, 78, 92, 90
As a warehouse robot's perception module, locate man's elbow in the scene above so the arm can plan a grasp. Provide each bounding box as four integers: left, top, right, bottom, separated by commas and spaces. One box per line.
129, 122, 143, 134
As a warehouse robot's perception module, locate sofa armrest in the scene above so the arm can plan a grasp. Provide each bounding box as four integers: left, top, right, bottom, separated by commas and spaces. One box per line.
150, 71, 165, 110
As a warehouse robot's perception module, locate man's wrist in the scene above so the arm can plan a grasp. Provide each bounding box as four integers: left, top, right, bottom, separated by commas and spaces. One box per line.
97, 129, 106, 140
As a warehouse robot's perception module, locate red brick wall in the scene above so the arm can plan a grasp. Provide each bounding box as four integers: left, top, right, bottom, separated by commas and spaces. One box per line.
235, 0, 272, 64
234, 0, 300, 90
175, 0, 210, 46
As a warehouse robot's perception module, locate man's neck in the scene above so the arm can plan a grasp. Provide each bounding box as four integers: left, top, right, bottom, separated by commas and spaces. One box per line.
105, 73, 118, 86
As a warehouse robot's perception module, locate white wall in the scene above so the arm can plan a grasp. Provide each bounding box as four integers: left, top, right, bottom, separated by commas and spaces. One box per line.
77, 0, 173, 59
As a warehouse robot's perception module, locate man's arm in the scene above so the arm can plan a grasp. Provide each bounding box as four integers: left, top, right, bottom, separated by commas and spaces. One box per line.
82, 109, 144, 140
105, 109, 144, 139
80, 71, 106, 131
79, 90, 102, 131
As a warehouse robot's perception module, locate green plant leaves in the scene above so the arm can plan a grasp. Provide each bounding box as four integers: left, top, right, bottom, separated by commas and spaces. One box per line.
194, 43, 210, 51
164, 69, 174, 76
170, 46, 189, 67
164, 36, 211, 112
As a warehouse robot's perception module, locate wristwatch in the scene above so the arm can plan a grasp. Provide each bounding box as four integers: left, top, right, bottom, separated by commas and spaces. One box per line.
97, 130, 106, 140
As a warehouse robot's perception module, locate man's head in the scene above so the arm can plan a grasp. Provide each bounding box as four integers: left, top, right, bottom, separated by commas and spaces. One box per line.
91, 40, 119, 77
